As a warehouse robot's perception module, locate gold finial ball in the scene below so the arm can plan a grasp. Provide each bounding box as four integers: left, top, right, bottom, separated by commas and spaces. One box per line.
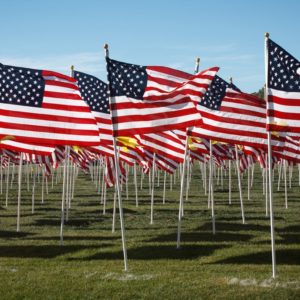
196, 57, 200, 63
265, 32, 270, 38
71, 65, 74, 71
104, 43, 109, 49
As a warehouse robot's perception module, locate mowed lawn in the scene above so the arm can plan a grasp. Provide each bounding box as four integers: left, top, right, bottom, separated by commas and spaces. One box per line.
0, 163, 299, 299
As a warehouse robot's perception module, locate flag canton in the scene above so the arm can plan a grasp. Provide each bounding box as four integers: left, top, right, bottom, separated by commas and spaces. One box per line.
268, 39, 300, 92
0, 64, 44, 107
74, 71, 109, 114
106, 58, 147, 99
200, 76, 228, 110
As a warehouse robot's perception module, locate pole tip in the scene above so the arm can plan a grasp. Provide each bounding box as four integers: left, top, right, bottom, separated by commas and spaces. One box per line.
70, 65, 74, 71
104, 43, 109, 50
229, 77, 233, 84
196, 57, 200, 64
265, 32, 270, 38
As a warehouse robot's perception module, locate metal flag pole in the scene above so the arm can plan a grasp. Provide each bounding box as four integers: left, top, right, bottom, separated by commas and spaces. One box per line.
134, 162, 138, 207
5, 158, 10, 207
230, 76, 245, 224
209, 140, 216, 234
176, 57, 200, 247
150, 152, 156, 224
177, 134, 189, 248
16, 153, 23, 232
60, 146, 69, 245
234, 145, 245, 224
104, 43, 128, 271
265, 32, 276, 278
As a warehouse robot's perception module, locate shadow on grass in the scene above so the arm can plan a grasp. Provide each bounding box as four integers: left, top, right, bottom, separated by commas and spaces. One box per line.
197, 222, 271, 233
34, 218, 95, 227
0, 244, 112, 258
148, 231, 253, 243
213, 249, 300, 265
0, 230, 35, 238
69, 244, 227, 261
217, 215, 285, 222
31, 235, 120, 242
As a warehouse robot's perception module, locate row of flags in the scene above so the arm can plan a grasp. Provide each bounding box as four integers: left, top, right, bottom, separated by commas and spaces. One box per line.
0, 36, 299, 186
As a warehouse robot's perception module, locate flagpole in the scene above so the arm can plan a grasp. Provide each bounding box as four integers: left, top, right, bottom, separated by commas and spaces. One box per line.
150, 152, 156, 224
177, 134, 189, 248
265, 32, 276, 278
235, 145, 245, 224
16, 153, 23, 232
176, 57, 201, 246
228, 159, 232, 205
134, 162, 138, 207
163, 171, 166, 204
5, 158, 10, 207
60, 146, 69, 245
0, 155, 3, 195
209, 140, 216, 234
104, 43, 128, 271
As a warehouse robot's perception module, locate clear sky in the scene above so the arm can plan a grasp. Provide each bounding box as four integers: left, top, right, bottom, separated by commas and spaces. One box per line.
0, 0, 299, 93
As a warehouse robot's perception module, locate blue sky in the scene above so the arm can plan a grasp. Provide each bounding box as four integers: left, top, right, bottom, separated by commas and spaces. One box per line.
0, 0, 299, 93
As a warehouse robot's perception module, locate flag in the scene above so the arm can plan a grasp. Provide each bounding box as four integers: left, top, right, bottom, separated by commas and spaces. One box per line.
0, 140, 55, 156
106, 57, 218, 136
0, 63, 100, 146
190, 76, 268, 148
266, 38, 300, 133
136, 131, 186, 163
74, 70, 113, 144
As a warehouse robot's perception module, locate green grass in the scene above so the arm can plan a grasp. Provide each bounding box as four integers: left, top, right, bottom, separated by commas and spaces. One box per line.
0, 164, 300, 299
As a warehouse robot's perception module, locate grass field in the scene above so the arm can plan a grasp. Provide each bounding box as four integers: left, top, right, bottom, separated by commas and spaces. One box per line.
0, 163, 300, 299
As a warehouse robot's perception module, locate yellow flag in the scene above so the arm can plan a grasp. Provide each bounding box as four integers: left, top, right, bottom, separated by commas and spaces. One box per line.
188, 137, 197, 150
72, 145, 82, 153
0, 135, 15, 142
116, 136, 139, 148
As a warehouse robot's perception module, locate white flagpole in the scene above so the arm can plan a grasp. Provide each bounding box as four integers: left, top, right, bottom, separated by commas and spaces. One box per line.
176, 57, 200, 246
0, 156, 3, 195
228, 160, 232, 205
235, 145, 245, 224
32, 165, 36, 214
265, 32, 276, 278
177, 135, 189, 248
150, 152, 156, 224
134, 162, 138, 207
112, 188, 117, 233
60, 146, 69, 245
163, 171, 166, 204
5, 158, 10, 207
247, 162, 251, 200
16, 153, 23, 232
209, 140, 216, 234
104, 44, 128, 271
284, 160, 288, 209
41, 166, 45, 204
265, 161, 269, 217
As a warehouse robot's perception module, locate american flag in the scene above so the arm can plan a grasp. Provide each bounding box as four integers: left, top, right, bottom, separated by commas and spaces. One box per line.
266, 38, 300, 133
0, 140, 55, 156
104, 156, 126, 188
136, 131, 186, 163
190, 76, 268, 148
74, 70, 113, 144
106, 57, 218, 136
0, 63, 100, 146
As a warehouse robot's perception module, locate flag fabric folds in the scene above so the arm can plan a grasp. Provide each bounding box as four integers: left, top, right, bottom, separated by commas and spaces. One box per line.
0, 63, 100, 147
190, 76, 268, 148
266, 38, 300, 133
74, 70, 113, 144
106, 57, 219, 136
